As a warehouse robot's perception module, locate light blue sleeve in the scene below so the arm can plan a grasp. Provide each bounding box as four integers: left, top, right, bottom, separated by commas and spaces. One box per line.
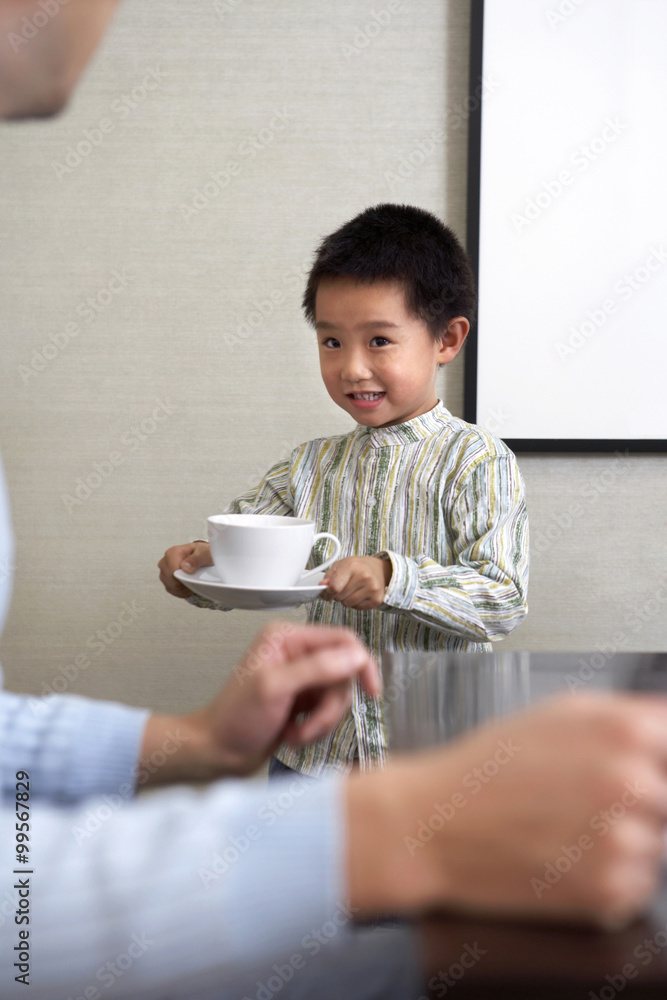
0, 690, 346, 996
0, 457, 352, 998
0, 773, 346, 998
0, 690, 149, 804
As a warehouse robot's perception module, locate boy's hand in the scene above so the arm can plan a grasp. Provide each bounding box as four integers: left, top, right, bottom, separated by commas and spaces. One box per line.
321, 556, 392, 610
158, 542, 213, 598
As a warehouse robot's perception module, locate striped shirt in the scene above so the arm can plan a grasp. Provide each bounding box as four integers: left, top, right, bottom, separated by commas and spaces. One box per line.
220, 402, 529, 776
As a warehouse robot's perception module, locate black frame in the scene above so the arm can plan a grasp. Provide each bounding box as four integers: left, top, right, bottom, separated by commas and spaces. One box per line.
463, 0, 667, 454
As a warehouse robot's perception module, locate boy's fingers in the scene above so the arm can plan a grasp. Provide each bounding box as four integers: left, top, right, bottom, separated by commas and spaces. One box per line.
159, 544, 193, 572
158, 543, 213, 597
158, 548, 193, 597
320, 564, 353, 595
181, 542, 213, 572
336, 578, 384, 609
326, 578, 360, 603
324, 563, 386, 607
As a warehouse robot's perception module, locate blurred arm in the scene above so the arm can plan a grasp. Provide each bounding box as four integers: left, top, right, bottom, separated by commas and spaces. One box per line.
0, 0, 120, 120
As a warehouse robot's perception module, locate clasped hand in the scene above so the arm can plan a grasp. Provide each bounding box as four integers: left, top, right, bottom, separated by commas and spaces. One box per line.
320, 555, 392, 610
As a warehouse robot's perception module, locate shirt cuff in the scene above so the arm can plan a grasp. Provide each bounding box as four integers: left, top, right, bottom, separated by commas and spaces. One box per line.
186, 593, 228, 611
375, 550, 419, 611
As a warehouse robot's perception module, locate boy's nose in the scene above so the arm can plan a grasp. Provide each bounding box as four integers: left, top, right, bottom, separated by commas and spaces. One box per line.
340, 349, 373, 382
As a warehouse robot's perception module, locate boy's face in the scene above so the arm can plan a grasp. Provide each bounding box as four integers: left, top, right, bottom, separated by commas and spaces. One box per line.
315, 277, 467, 428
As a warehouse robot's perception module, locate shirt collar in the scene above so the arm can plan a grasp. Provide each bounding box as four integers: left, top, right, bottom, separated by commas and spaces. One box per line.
356, 400, 452, 448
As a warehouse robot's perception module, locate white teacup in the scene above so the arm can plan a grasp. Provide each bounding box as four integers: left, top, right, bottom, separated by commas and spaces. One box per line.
207, 514, 342, 589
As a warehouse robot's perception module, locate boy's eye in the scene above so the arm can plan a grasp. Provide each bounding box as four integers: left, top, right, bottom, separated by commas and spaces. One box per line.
322, 337, 341, 348
370, 336, 390, 347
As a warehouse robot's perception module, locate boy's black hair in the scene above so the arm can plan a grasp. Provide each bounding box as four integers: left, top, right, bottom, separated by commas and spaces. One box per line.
303, 203, 476, 338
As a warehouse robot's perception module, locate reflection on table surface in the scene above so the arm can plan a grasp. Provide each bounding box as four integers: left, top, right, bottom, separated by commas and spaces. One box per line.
414, 881, 667, 1000
228, 888, 667, 1000
381, 651, 667, 752
230, 653, 667, 1000
225, 924, 420, 1000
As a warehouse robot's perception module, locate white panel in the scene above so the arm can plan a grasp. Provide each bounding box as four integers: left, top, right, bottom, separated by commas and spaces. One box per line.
476, 0, 667, 441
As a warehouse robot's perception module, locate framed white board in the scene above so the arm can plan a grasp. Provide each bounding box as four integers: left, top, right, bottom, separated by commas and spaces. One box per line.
465, 0, 667, 451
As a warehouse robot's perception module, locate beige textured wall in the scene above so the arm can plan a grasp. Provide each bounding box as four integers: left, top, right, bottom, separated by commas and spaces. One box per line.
0, 1, 665, 715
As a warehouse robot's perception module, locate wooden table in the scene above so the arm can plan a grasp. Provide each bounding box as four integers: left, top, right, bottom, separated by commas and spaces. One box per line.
415, 890, 667, 999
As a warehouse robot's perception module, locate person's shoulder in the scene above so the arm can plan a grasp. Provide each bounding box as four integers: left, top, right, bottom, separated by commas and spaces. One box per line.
290, 428, 357, 461
263, 430, 353, 472
437, 412, 516, 467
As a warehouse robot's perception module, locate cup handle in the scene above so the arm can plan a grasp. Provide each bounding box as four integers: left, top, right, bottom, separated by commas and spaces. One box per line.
301, 532, 341, 581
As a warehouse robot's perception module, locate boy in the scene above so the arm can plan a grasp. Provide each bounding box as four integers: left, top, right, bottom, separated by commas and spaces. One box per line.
159, 203, 529, 778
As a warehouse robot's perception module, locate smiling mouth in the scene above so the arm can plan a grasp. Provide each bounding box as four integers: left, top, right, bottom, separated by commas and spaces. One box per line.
347, 392, 385, 400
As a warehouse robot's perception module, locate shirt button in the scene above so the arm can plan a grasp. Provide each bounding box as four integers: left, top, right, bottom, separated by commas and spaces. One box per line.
367, 497, 376, 507
357, 704, 367, 715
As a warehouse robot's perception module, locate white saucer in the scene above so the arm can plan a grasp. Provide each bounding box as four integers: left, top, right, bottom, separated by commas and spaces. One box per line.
174, 567, 327, 610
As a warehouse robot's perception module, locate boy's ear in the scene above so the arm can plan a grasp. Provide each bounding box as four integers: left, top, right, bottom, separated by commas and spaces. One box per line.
436, 317, 469, 364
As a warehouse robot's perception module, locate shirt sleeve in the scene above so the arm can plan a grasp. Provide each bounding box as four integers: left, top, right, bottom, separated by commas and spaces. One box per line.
227, 457, 294, 516
379, 454, 529, 642
0, 751, 345, 998
0, 690, 149, 804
